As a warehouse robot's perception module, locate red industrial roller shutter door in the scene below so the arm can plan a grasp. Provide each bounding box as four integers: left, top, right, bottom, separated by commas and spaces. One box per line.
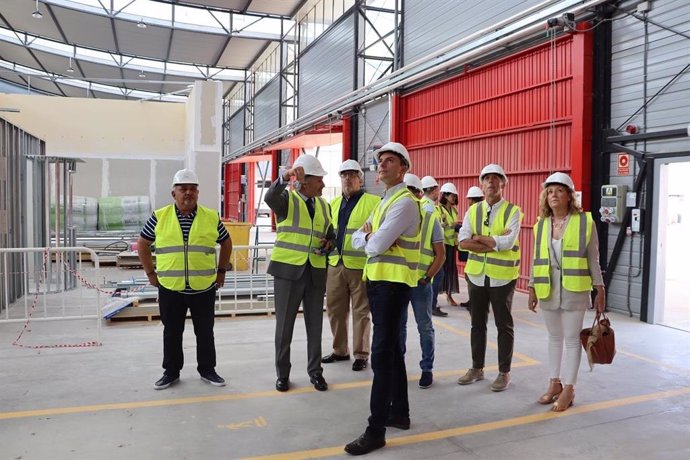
400, 32, 593, 290
223, 162, 242, 221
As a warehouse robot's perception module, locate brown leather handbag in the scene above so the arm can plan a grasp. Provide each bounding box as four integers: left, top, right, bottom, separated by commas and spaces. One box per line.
580, 312, 616, 370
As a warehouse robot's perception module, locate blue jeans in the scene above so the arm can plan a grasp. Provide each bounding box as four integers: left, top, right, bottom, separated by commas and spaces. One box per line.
431, 266, 444, 310
400, 282, 435, 372
366, 281, 410, 436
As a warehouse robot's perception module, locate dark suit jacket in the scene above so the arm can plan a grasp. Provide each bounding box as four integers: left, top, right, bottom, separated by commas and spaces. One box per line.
264, 179, 334, 285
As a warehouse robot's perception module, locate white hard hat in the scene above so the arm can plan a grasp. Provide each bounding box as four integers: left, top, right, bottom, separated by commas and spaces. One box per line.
293, 155, 328, 177
338, 159, 363, 177
421, 176, 439, 189
172, 169, 199, 188
375, 142, 412, 169
466, 185, 484, 199
404, 173, 423, 191
479, 164, 508, 184
440, 182, 458, 195
543, 172, 575, 192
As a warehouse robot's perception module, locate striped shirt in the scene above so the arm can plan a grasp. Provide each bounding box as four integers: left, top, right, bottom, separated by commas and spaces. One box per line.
140, 206, 230, 293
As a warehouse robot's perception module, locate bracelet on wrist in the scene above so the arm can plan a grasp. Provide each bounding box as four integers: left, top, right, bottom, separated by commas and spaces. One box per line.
146, 270, 156, 276
217, 268, 227, 274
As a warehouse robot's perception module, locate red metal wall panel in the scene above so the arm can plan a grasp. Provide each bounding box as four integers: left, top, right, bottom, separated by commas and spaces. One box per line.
400, 34, 593, 290
223, 162, 242, 222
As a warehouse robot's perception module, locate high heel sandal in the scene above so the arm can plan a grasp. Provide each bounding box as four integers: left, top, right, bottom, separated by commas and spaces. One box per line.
552, 385, 575, 412
538, 378, 562, 404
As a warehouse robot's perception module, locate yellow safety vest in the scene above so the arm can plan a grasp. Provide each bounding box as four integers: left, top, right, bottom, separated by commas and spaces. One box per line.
271, 191, 331, 269
422, 196, 443, 223
328, 192, 381, 269
418, 203, 438, 278
154, 204, 219, 291
464, 200, 522, 280
440, 205, 458, 245
363, 188, 421, 287
532, 212, 593, 299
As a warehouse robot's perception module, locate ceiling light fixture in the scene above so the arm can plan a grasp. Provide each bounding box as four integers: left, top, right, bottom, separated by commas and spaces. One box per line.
67, 56, 74, 73
32, 0, 43, 19
137, 18, 147, 29
139, 70, 146, 78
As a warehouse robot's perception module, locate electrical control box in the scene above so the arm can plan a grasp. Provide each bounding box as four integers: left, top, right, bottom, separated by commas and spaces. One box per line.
599, 184, 628, 223
631, 208, 643, 232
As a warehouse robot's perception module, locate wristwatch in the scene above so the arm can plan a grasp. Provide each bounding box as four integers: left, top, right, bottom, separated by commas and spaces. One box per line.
423, 274, 432, 283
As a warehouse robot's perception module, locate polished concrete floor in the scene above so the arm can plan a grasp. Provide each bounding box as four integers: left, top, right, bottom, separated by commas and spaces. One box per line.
1, 289, 689, 460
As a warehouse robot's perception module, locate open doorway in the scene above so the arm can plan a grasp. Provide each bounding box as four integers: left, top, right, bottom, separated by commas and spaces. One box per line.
653, 159, 690, 331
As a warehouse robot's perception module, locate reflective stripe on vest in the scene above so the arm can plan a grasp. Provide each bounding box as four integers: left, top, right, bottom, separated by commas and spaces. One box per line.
328, 192, 381, 269
154, 205, 219, 291
417, 204, 438, 277
271, 191, 331, 268
532, 212, 593, 299
440, 205, 458, 245
363, 188, 421, 287
464, 200, 522, 280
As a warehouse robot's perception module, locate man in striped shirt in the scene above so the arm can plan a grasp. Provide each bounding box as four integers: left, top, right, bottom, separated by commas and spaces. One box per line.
138, 169, 232, 390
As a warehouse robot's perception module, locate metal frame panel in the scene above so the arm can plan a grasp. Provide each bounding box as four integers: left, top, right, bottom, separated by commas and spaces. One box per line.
298, 12, 355, 116
400, 35, 593, 290
254, 77, 280, 140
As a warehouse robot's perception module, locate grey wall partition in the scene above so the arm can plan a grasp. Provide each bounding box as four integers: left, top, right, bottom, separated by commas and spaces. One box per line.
228, 111, 245, 156
298, 12, 356, 117
0, 118, 46, 310
403, 0, 544, 64
359, 96, 389, 197
254, 77, 280, 140
607, 0, 690, 317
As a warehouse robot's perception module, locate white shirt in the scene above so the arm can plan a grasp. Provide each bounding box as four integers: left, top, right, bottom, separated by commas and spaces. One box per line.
352, 182, 420, 257
457, 198, 521, 287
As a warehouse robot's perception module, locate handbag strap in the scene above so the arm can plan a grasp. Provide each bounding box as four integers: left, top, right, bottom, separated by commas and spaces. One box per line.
590, 311, 610, 329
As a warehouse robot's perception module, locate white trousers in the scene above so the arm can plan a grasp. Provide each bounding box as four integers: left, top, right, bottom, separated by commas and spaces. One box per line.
541, 308, 586, 385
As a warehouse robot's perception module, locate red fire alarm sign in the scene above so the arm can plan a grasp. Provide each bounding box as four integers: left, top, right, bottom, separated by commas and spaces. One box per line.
618, 153, 630, 176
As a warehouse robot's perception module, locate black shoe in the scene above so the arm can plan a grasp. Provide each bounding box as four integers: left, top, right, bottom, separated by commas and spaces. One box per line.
154, 374, 179, 390
200, 371, 226, 387
310, 373, 328, 391
352, 359, 368, 371
344, 432, 386, 455
419, 371, 433, 389
460, 301, 470, 308
322, 353, 350, 363
432, 307, 448, 317
275, 378, 289, 392
385, 415, 411, 430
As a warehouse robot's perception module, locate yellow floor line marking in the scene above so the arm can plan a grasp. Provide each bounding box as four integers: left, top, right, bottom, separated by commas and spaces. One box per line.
0, 364, 543, 422
434, 320, 539, 365
242, 386, 690, 460
512, 313, 690, 375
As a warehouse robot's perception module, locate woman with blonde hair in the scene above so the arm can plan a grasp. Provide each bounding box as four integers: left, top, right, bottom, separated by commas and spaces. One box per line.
528, 172, 605, 412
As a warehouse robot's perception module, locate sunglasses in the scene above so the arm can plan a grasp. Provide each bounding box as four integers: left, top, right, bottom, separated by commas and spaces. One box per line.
484, 206, 492, 227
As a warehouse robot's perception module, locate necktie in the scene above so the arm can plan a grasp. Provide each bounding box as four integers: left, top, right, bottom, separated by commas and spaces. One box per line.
306, 198, 315, 219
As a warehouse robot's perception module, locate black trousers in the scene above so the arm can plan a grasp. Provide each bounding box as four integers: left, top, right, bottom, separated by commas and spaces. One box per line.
466, 276, 516, 373
366, 281, 410, 437
158, 285, 217, 377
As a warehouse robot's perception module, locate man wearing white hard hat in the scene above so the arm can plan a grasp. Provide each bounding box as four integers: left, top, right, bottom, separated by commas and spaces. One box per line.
457, 186, 486, 308
457, 164, 523, 392
265, 154, 335, 393
439, 182, 461, 310
323, 159, 380, 372
401, 173, 445, 389
345, 142, 420, 455
138, 169, 233, 390
421, 176, 448, 317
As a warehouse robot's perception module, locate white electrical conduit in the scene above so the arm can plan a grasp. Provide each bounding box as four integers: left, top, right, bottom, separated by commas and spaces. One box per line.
226, 0, 610, 160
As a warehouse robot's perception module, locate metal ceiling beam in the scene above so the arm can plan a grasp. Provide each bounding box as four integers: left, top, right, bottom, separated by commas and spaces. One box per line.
226, 0, 609, 161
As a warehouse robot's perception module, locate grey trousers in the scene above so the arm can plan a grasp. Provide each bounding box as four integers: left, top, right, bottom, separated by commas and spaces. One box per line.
273, 267, 326, 379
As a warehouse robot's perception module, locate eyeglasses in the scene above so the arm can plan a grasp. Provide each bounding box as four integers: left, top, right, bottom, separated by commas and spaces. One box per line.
483, 206, 492, 227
